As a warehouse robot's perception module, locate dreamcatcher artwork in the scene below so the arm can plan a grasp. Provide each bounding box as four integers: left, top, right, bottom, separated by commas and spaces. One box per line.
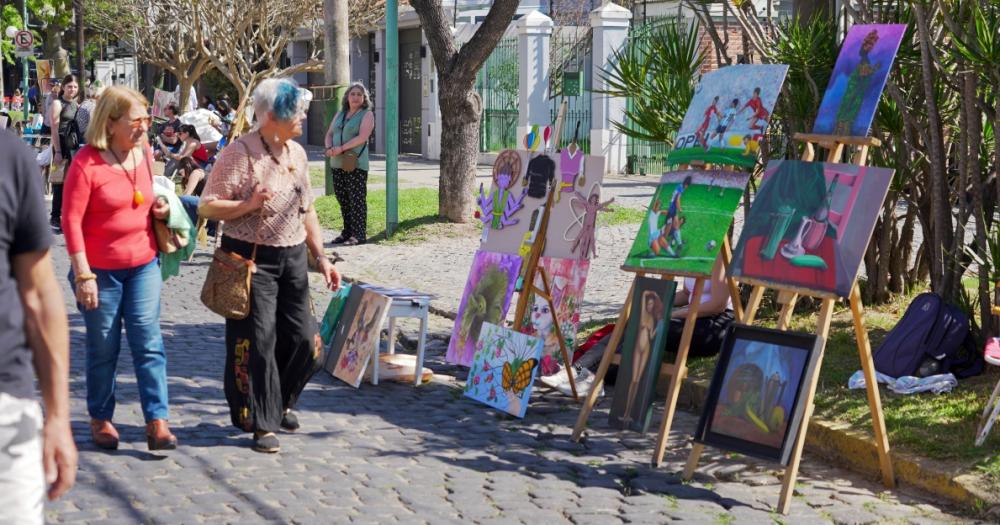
542, 154, 608, 260
477, 150, 527, 238
464, 322, 543, 418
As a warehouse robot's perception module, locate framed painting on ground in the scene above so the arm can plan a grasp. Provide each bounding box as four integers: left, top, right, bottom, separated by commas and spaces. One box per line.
668, 64, 789, 169
447, 250, 523, 366
812, 24, 907, 137
517, 256, 590, 376
326, 287, 392, 388
730, 160, 894, 298
464, 322, 543, 418
623, 169, 751, 276
695, 325, 823, 465
608, 276, 677, 433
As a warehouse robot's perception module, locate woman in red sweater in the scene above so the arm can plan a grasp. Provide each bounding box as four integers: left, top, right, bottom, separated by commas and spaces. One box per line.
62, 86, 177, 451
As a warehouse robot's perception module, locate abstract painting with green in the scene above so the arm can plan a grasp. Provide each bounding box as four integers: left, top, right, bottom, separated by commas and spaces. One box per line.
667, 64, 789, 168
623, 170, 750, 276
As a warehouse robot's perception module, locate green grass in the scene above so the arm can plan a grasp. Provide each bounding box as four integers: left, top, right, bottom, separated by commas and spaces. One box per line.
315, 187, 462, 244
623, 183, 744, 274
599, 204, 646, 227
309, 166, 387, 189
667, 145, 756, 169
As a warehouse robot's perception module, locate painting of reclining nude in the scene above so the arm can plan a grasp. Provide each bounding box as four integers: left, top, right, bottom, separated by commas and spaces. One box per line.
623, 170, 750, 277
730, 160, 894, 298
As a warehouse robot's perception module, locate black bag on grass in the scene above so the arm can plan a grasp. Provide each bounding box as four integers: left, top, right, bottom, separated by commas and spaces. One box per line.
873, 292, 983, 379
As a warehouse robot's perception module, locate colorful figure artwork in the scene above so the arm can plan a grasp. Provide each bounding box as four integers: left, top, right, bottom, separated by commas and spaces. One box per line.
326, 287, 392, 388
464, 322, 543, 418
668, 64, 789, 168
447, 251, 523, 366
624, 170, 750, 276
566, 185, 614, 260
543, 155, 607, 259
730, 160, 894, 298
517, 257, 591, 376
813, 24, 907, 137
477, 150, 527, 232
695, 325, 822, 465
608, 277, 676, 433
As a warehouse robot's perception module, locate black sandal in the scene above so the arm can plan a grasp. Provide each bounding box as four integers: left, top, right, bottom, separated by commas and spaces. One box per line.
343, 237, 361, 246
331, 234, 348, 245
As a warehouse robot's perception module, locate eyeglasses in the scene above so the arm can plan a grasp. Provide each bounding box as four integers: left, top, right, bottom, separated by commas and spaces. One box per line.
121, 116, 152, 129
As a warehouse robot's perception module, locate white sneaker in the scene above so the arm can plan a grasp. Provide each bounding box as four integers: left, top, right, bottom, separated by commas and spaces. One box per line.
540, 366, 603, 399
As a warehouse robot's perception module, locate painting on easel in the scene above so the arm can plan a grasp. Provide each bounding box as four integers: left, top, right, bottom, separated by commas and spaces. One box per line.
544, 155, 608, 260
695, 325, 822, 465
623, 170, 750, 276
608, 277, 676, 433
668, 64, 789, 168
517, 256, 590, 376
812, 24, 907, 137
730, 160, 894, 298
447, 251, 523, 366
326, 287, 392, 388
464, 322, 543, 418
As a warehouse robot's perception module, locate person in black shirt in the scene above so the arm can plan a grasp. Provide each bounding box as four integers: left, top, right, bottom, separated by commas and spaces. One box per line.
0, 129, 77, 521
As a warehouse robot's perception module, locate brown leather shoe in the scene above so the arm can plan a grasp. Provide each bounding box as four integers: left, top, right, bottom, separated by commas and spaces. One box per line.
90, 419, 119, 450
145, 419, 178, 451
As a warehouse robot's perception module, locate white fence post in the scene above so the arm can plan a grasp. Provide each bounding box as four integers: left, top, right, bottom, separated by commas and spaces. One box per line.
517, 10, 554, 146
590, 2, 631, 174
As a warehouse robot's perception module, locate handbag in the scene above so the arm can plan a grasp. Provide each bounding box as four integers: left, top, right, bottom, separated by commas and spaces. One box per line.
200, 141, 261, 320
337, 111, 367, 172
48, 160, 66, 184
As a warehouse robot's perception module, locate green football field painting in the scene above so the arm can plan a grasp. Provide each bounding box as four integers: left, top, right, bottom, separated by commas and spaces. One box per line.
623, 170, 751, 276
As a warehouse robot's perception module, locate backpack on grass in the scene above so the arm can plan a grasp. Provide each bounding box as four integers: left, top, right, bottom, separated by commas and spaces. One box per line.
873, 292, 984, 379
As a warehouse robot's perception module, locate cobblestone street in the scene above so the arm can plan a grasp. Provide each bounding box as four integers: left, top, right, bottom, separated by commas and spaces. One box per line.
43, 224, 983, 524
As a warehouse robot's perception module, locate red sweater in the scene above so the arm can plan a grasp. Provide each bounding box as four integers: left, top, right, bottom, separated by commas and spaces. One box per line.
62, 145, 157, 270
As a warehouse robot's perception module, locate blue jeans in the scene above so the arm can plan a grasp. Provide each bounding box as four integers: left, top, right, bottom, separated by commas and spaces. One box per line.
70, 258, 170, 422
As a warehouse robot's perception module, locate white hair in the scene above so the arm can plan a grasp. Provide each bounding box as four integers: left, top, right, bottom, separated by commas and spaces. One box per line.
251, 77, 312, 130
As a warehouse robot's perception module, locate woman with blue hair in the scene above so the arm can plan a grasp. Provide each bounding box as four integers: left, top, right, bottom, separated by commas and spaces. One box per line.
200, 78, 342, 453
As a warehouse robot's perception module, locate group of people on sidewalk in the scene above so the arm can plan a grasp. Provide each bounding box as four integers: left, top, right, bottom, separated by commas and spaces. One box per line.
0, 77, 354, 523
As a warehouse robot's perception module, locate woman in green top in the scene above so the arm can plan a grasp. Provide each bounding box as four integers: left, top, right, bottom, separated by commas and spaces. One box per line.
325, 82, 375, 245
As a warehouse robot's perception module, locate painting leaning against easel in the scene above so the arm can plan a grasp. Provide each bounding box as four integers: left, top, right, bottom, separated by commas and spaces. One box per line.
517, 256, 590, 377
623, 170, 750, 276
447, 250, 523, 367
608, 277, 676, 433
730, 160, 894, 298
695, 325, 822, 465
667, 64, 789, 169
812, 24, 907, 137
326, 287, 392, 388
464, 322, 543, 418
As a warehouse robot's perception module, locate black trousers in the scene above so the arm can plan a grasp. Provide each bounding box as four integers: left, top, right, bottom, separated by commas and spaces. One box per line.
221, 236, 321, 433
331, 167, 368, 242
50, 183, 63, 223
664, 310, 735, 358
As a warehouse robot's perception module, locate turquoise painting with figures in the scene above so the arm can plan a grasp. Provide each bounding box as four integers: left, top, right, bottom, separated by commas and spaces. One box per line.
667, 65, 789, 168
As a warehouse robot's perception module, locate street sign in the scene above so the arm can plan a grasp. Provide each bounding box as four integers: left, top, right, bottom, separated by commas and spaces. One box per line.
562, 71, 581, 97
14, 30, 32, 49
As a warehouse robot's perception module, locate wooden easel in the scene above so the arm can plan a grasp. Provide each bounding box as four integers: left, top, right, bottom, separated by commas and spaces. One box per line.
508, 101, 580, 401
571, 161, 746, 444
682, 132, 895, 515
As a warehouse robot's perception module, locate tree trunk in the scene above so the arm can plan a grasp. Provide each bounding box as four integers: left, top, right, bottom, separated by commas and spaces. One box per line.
177, 75, 195, 116
324, 0, 350, 86
75, 0, 85, 92
437, 83, 482, 221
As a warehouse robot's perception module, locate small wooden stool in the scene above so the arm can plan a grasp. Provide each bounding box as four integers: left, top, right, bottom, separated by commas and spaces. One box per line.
370, 294, 431, 387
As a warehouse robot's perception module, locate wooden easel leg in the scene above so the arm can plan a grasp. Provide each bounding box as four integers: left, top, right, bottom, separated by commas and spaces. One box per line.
850, 285, 895, 488
721, 237, 743, 321
652, 278, 704, 467
742, 286, 766, 324
538, 268, 578, 401
776, 291, 799, 331
777, 298, 836, 514
683, 443, 705, 480
571, 279, 638, 441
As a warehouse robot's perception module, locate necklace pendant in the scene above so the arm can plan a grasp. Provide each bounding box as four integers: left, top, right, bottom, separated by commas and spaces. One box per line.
133, 189, 145, 206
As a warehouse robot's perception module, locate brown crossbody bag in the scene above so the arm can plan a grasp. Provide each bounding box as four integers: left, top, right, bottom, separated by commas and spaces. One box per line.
200, 141, 262, 320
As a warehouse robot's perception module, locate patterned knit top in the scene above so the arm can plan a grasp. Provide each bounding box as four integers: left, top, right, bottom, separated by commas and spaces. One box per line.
201, 133, 314, 247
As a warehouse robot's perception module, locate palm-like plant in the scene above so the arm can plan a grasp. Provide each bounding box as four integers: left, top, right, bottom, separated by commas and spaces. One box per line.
595, 20, 704, 147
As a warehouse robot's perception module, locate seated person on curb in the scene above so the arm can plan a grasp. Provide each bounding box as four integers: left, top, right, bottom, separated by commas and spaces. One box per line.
664, 254, 735, 359
154, 104, 183, 140
159, 124, 209, 173
155, 124, 183, 177
176, 157, 217, 237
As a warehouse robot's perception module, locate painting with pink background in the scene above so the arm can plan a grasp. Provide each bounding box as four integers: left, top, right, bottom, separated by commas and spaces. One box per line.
518, 256, 590, 376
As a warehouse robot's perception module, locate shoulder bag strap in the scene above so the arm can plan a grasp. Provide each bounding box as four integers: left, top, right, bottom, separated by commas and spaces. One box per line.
239, 139, 263, 262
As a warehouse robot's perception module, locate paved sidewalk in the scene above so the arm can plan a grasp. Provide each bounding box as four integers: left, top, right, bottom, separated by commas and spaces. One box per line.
45, 230, 980, 523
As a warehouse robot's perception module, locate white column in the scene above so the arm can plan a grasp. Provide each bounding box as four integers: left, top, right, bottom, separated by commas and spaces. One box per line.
374, 30, 387, 154
517, 10, 554, 145
421, 30, 442, 160
590, 3, 631, 174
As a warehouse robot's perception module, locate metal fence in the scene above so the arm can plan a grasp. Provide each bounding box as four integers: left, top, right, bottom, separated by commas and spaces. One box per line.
549, 27, 592, 153
623, 17, 677, 176
476, 37, 519, 152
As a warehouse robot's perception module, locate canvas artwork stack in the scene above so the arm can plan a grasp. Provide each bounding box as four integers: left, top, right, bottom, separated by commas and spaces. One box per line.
325, 287, 392, 388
